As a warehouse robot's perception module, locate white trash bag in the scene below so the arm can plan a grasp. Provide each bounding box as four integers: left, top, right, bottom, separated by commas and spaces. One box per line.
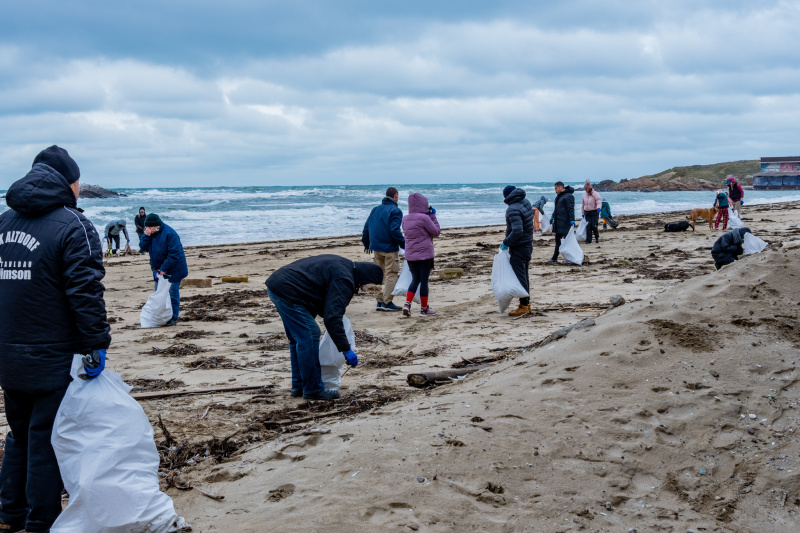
391, 260, 420, 303
51, 356, 190, 533
743, 232, 768, 255
559, 228, 584, 265
140, 274, 173, 328
491, 249, 528, 313
728, 209, 744, 229
319, 315, 356, 390
539, 216, 551, 234
576, 217, 588, 241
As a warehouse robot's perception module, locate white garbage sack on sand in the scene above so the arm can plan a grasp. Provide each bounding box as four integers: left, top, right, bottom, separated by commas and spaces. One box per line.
743, 232, 768, 255
319, 315, 355, 390
491, 249, 528, 313
576, 217, 588, 241
140, 274, 173, 328
540, 216, 552, 234
51, 356, 191, 533
392, 260, 420, 303
728, 209, 744, 229
559, 228, 584, 265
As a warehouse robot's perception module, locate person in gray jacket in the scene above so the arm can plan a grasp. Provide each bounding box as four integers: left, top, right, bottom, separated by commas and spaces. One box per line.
500, 186, 534, 316
104, 219, 130, 255
531, 195, 548, 233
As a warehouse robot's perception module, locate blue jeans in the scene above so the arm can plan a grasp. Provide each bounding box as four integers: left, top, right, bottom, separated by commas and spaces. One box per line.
267, 289, 324, 396
155, 278, 181, 320
0, 387, 69, 531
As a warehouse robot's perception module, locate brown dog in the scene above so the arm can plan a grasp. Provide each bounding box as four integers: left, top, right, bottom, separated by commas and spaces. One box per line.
686, 206, 718, 230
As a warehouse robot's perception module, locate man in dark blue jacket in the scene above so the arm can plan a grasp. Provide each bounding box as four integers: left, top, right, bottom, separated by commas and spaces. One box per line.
362, 187, 405, 311
0, 146, 110, 532
140, 214, 188, 326
548, 182, 576, 263
266, 255, 383, 400
500, 186, 534, 316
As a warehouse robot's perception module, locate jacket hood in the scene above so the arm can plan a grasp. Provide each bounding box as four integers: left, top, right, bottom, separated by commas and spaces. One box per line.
408, 192, 430, 214
539, 195, 548, 204
381, 196, 398, 206
5, 163, 77, 216
734, 227, 751, 243
504, 187, 527, 205
354, 261, 384, 288
558, 185, 575, 195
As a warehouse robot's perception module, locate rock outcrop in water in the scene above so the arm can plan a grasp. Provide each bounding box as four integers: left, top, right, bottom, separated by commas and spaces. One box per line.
79, 184, 127, 199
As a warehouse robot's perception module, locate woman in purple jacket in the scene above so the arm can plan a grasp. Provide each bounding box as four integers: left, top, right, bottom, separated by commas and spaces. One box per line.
401, 192, 441, 316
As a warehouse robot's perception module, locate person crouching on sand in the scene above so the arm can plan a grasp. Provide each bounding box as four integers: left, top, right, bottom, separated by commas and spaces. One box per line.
140, 214, 188, 326
401, 193, 441, 317
500, 185, 534, 316
266, 255, 383, 400
711, 227, 751, 270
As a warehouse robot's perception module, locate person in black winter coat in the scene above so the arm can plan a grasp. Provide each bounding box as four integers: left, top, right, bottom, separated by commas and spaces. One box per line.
0, 146, 111, 532
134, 207, 147, 251
266, 255, 383, 401
711, 227, 751, 270
500, 186, 534, 316
548, 182, 576, 262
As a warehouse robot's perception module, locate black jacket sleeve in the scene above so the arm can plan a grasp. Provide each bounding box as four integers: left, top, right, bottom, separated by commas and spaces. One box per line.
323, 277, 356, 352
566, 194, 575, 223
61, 215, 111, 352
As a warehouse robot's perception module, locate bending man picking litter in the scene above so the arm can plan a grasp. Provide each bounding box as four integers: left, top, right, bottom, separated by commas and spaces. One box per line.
266, 255, 383, 400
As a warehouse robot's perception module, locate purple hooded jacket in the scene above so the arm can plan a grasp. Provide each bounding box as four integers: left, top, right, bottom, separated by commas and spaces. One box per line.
402, 193, 441, 261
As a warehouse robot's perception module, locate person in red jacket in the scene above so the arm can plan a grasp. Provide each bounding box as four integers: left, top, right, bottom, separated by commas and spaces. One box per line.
726, 176, 745, 216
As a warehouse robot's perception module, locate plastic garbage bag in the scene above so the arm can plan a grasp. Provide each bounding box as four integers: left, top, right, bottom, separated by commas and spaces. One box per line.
559, 228, 584, 265
51, 356, 191, 533
491, 249, 529, 313
743, 232, 767, 255
392, 260, 420, 303
140, 274, 173, 328
728, 209, 744, 229
540, 216, 552, 234
576, 217, 588, 241
319, 315, 355, 390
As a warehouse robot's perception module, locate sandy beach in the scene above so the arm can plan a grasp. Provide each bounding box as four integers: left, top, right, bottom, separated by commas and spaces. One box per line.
12, 202, 800, 531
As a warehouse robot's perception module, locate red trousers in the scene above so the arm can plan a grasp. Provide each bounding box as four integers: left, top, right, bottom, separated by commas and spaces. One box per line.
715, 207, 728, 229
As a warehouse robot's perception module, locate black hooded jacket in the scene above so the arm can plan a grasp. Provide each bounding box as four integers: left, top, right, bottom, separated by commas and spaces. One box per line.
266, 255, 383, 352
552, 186, 576, 235
0, 163, 110, 391
711, 227, 751, 264
503, 188, 534, 248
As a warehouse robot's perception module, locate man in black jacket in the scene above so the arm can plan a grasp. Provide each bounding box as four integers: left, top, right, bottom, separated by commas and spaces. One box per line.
0, 146, 111, 532
134, 206, 147, 251
711, 227, 751, 270
548, 182, 576, 263
266, 255, 383, 400
500, 186, 534, 316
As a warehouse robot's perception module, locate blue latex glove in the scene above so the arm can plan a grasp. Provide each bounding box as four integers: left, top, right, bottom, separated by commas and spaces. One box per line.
740, 200, 744, 206
343, 349, 358, 367
104, 235, 109, 239
429, 206, 436, 215
153, 271, 159, 282
571, 221, 576, 226
126, 239, 130, 243
82, 349, 106, 379
582, 214, 585, 219
499, 243, 508, 251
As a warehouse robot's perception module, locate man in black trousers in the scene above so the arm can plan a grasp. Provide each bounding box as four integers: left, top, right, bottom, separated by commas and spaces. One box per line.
548, 181, 576, 263
500, 185, 534, 316
0, 146, 110, 532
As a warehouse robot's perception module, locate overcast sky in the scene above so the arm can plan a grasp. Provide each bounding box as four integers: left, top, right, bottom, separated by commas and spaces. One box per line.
1, 1, 798, 188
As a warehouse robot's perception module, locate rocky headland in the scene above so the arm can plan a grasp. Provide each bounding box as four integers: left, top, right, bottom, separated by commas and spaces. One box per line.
595, 159, 759, 192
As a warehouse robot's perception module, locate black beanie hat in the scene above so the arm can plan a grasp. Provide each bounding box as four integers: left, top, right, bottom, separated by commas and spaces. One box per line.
503, 185, 516, 198
144, 213, 163, 227
33, 145, 80, 184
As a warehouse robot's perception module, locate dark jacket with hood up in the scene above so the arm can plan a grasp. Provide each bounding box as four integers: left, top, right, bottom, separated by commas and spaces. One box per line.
711, 227, 751, 264
552, 186, 576, 234
362, 197, 405, 252
503, 188, 534, 249
0, 164, 110, 391
266, 255, 383, 352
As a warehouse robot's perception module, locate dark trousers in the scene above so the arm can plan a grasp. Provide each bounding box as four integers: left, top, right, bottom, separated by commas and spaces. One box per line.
0, 387, 69, 532
108, 234, 120, 252
407, 259, 434, 298
136, 230, 144, 251
267, 289, 325, 395
551, 232, 567, 261
509, 245, 532, 306
584, 210, 600, 243
712, 254, 736, 270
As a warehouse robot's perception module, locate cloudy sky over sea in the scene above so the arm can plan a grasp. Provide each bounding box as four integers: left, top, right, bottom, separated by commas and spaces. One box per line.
1, 1, 798, 188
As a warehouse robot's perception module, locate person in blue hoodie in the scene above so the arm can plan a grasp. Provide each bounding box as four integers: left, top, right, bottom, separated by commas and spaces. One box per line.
0, 146, 110, 532
139, 214, 188, 326
361, 187, 405, 311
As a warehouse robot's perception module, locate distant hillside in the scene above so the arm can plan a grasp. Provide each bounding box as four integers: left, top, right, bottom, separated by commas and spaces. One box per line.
595, 160, 759, 191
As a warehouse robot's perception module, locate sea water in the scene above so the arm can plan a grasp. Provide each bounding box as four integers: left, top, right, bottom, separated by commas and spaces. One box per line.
1, 183, 798, 247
